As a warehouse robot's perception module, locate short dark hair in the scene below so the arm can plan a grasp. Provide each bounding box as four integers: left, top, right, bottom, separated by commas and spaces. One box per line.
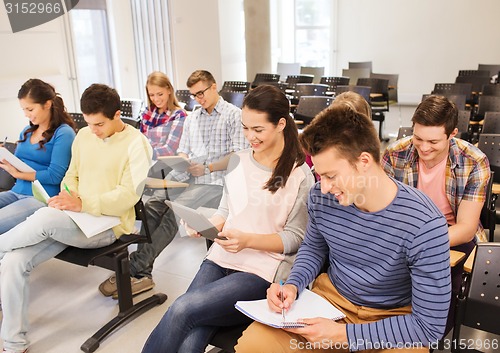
300, 104, 380, 165
80, 84, 120, 119
186, 70, 216, 88
412, 95, 458, 137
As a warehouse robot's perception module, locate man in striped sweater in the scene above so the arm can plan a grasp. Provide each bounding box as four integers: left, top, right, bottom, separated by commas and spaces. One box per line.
235, 101, 451, 352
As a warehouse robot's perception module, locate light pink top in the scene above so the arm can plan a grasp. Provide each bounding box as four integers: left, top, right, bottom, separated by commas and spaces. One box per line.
417, 157, 456, 225
206, 149, 313, 282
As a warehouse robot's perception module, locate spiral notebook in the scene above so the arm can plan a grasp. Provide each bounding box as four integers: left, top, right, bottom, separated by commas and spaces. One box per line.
235, 288, 345, 329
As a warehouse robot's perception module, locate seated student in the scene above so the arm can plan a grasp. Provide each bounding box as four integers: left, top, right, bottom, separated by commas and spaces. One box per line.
0, 78, 76, 234
235, 102, 451, 353
141, 84, 315, 353
305, 91, 371, 178
381, 95, 490, 335
140, 71, 187, 158
0, 84, 152, 353
98, 70, 248, 299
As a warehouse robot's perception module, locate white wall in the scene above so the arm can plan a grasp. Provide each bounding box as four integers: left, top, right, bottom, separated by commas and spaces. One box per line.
335, 0, 500, 104
168, 0, 223, 89
0, 10, 74, 140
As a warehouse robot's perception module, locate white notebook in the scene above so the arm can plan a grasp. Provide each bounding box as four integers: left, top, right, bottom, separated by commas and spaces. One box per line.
63, 210, 121, 238
235, 288, 345, 329
31, 181, 120, 238
0, 146, 35, 172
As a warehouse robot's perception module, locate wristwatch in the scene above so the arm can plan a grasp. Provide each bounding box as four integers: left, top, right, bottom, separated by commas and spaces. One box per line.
204, 163, 210, 175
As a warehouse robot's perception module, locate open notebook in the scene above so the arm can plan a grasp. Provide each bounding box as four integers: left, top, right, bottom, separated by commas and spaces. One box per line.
32, 180, 120, 238
235, 288, 345, 329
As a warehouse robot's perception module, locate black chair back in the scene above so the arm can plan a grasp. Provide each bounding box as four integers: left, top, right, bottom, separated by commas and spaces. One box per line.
457, 110, 471, 141
251, 73, 280, 88
458, 70, 490, 77
320, 76, 350, 94
335, 85, 371, 103
452, 242, 500, 350
482, 84, 500, 97
69, 113, 87, 132
477, 134, 500, 184
219, 91, 246, 109
293, 96, 334, 125
176, 90, 200, 111
481, 112, 500, 134
475, 96, 500, 121
220, 81, 251, 93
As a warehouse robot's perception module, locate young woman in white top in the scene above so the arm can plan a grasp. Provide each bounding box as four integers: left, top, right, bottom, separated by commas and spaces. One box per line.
142, 84, 315, 353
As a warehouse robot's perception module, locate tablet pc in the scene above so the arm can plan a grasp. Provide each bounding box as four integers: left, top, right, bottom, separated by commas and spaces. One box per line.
157, 155, 191, 172
164, 200, 226, 241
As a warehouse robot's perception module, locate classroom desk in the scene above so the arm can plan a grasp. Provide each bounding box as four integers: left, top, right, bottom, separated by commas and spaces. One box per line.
463, 246, 476, 273
450, 250, 466, 267
145, 177, 189, 189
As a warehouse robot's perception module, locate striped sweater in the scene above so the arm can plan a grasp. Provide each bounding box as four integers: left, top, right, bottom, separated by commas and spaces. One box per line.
287, 179, 451, 350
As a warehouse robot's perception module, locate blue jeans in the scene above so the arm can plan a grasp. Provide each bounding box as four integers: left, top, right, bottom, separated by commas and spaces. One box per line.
142, 259, 271, 353
130, 183, 223, 278
0, 207, 116, 352
0, 191, 45, 234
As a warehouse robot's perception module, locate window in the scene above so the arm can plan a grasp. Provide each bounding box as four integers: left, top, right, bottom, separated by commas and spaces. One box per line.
270, 0, 334, 75
130, 0, 174, 102
69, 0, 114, 96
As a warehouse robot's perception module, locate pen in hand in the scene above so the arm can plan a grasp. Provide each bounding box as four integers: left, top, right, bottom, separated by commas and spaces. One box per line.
280, 280, 285, 322
63, 183, 72, 196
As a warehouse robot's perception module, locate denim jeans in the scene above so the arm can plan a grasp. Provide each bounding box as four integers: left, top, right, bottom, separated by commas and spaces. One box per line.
0, 191, 45, 234
129, 183, 223, 278
141, 259, 271, 353
0, 207, 116, 352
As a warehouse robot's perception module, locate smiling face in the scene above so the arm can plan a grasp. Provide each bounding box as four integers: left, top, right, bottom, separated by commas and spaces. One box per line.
147, 84, 171, 112
189, 81, 217, 112
312, 146, 364, 207
412, 123, 456, 168
241, 107, 285, 155
19, 97, 52, 127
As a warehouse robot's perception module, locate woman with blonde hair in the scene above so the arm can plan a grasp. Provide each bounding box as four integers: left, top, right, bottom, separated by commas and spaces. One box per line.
140, 71, 187, 157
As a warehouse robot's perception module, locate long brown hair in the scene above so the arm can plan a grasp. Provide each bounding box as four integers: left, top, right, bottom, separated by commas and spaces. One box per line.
17, 79, 76, 149
146, 71, 182, 112
243, 85, 305, 193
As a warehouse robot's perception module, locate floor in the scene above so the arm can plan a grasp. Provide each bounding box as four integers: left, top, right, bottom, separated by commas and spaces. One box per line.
0, 104, 498, 353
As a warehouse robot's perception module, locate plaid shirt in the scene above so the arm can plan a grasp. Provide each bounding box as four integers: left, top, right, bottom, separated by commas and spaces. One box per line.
174, 97, 248, 186
140, 107, 186, 158
381, 136, 491, 242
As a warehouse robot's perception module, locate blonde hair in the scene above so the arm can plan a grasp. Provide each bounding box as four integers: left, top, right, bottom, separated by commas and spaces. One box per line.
332, 91, 371, 119
145, 71, 181, 111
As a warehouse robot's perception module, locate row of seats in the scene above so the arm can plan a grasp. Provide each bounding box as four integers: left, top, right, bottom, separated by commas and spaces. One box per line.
69, 99, 144, 132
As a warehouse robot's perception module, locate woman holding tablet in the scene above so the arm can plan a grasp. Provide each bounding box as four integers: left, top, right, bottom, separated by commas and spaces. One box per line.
142, 84, 315, 353
0, 78, 76, 234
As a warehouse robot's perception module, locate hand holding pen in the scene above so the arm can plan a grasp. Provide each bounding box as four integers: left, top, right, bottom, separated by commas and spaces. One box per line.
47, 183, 82, 212
267, 281, 298, 315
